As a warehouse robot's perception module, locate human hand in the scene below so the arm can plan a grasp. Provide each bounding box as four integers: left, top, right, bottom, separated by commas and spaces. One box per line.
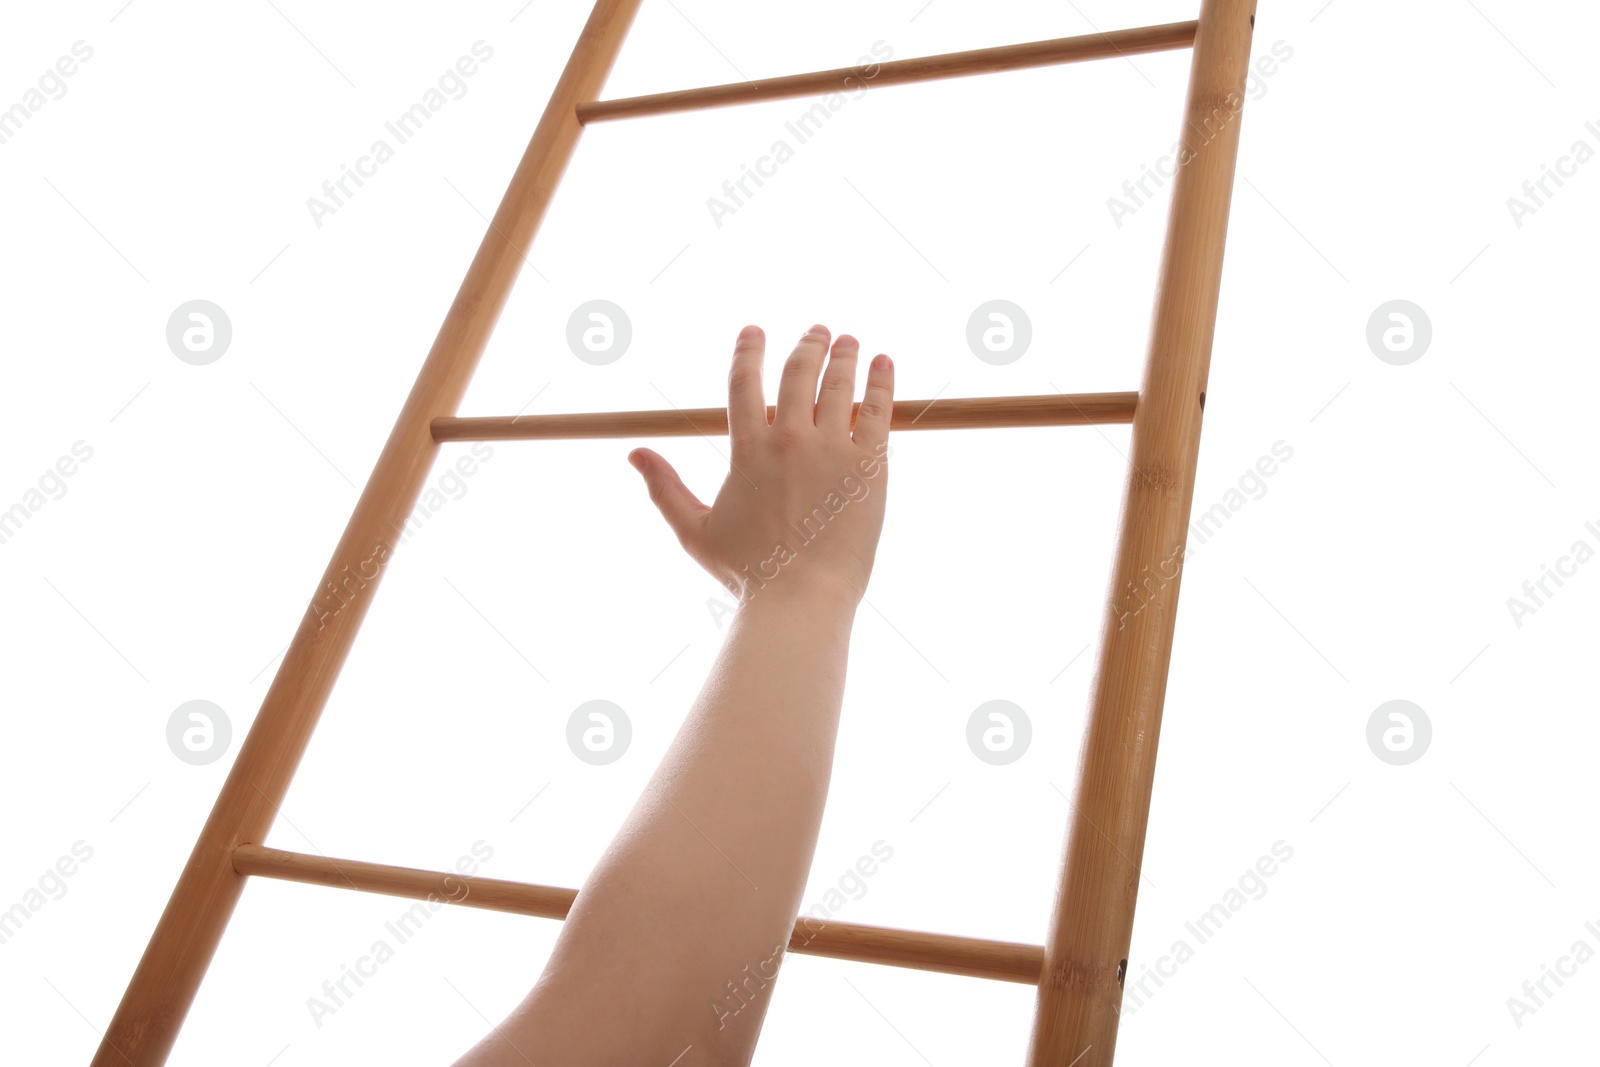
628, 323, 894, 608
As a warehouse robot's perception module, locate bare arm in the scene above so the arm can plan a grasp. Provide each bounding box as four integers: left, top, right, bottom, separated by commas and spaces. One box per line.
452, 324, 894, 1066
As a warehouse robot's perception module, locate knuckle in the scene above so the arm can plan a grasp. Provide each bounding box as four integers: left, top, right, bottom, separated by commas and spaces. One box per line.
782, 350, 819, 377
858, 397, 888, 421
770, 425, 805, 451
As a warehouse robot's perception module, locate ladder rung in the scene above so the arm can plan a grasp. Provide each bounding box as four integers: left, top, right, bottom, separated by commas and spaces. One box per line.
432, 391, 1137, 442
232, 844, 1043, 984
576, 21, 1197, 124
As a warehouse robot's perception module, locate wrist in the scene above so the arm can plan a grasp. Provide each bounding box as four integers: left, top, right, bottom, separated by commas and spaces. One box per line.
734, 568, 862, 619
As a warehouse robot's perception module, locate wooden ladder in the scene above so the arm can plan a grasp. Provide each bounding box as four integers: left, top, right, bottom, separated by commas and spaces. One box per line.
94, 2, 1256, 1063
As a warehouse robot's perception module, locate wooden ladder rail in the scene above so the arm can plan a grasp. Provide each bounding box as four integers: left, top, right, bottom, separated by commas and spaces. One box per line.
1027, 2, 1256, 1064
90, 2, 648, 1063
92, 2, 1256, 1064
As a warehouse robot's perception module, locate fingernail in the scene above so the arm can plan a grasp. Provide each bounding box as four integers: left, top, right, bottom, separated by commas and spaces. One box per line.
627, 450, 645, 473
872, 354, 892, 371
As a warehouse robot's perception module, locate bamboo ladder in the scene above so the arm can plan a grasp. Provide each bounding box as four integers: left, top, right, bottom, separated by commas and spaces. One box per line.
94, 1, 1256, 1063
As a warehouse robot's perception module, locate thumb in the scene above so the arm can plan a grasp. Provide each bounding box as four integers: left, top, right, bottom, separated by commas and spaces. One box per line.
628, 448, 710, 549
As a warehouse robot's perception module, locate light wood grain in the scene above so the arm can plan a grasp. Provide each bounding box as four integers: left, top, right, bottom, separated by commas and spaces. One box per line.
432, 392, 1138, 441
1027, 2, 1257, 1065
233, 845, 1045, 984
91, 4, 645, 1064
577, 22, 1197, 123
98, 2, 1263, 1060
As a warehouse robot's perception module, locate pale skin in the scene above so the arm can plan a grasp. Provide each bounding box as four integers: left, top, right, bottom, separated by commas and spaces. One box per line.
451, 324, 895, 1067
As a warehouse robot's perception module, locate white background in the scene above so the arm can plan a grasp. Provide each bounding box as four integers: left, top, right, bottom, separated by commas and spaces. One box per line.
2, 0, 1596, 1064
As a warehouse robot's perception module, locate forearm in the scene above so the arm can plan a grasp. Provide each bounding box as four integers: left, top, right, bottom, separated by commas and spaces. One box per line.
452, 324, 894, 1067
478, 580, 859, 1065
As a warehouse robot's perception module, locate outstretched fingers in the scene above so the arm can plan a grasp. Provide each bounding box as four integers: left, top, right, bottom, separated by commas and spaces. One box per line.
852, 353, 895, 453
815, 334, 861, 434
727, 325, 767, 442
774, 324, 831, 432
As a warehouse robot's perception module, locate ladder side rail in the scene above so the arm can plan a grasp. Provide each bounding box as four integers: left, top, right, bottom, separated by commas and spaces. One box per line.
1027, 1, 1256, 1064
91, 3, 645, 1063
